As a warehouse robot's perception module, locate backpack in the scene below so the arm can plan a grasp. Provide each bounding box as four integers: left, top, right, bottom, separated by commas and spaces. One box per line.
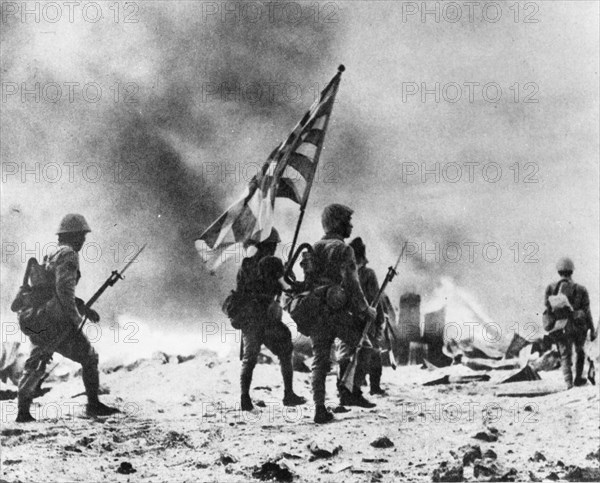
11, 258, 54, 313
543, 280, 575, 334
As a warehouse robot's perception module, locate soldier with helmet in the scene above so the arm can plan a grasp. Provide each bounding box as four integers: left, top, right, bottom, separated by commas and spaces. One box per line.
545, 257, 597, 389
307, 204, 377, 424
16, 214, 120, 422
234, 228, 306, 411
349, 237, 387, 396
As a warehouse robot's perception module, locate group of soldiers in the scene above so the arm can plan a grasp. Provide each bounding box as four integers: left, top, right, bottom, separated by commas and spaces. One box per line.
10, 207, 597, 424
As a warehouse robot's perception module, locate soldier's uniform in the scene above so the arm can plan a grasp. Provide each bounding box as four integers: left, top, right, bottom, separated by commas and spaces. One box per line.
307, 205, 375, 422
356, 263, 386, 394
16, 214, 118, 422
545, 271, 595, 388
236, 230, 305, 410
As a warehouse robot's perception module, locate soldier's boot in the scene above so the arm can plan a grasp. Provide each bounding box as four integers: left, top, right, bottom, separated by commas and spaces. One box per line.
16, 397, 36, 423
350, 390, 376, 408
240, 369, 254, 411
281, 355, 306, 407
83, 365, 120, 417
241, 394, 254, 412
560, 349, 574, 389
314, 404, 334, 424
369, 374, 386, 396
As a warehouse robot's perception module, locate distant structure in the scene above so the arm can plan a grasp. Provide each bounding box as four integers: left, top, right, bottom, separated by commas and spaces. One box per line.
398, 292, 421, 365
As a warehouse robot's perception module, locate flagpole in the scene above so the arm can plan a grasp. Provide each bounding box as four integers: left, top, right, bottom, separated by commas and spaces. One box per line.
286, 64, 345, 268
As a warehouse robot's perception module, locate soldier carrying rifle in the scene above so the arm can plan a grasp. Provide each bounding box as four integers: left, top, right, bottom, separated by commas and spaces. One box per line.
289, 204, 377, 424
13, 214, 122, 422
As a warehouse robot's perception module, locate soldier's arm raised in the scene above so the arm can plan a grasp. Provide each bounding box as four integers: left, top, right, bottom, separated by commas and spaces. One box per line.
54, 249, 82, 325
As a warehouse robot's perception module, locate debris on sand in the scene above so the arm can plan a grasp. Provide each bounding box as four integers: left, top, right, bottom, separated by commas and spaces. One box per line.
501, 365, 541, 384
431, 461, 464, 482
162, 431, 193, 449
116, 462, 136, 475
474, 462, 518, 482
64, 445, 82, 453
370, 436, 394, 449
546, 472, 560, 481
218, 452, 238, 465
483, 449, 497, 460
424, 374, 490, 386
473, 430, 498, 443
362, 458, 389, 463
252, 459, 295, 482
529, 451, 546, 462
457, 444, 481, 465
308, 440, 342, 461
585, 448, 600, 461
565, 465, 600, 482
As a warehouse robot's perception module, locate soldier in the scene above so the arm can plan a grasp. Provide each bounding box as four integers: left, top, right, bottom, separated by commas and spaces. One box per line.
308, 204, 376, 424
349, 237, 386, 396
545, 257, 596, 389
236, 228, 306, 411
16, 214, 120, 422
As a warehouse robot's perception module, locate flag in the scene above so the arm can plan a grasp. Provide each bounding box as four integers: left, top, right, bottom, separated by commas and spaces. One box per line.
196, 65, 344, 268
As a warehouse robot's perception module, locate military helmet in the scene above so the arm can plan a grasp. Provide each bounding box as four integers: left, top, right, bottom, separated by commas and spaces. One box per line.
262, 227, 281, 245
321, 203, 353, 233
56, 214, 91, 234
244, 228, 280, 249
556, 257, 574, 272
349, 237, 367, 262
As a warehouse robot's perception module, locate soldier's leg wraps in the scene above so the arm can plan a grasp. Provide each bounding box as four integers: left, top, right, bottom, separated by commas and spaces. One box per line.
574, 332, 586, 380
557, 337, 573, 387
18, 345, 50, 403
264, 323, 295, 395
240, 329, 262, 396
369, 350, 382, 389
310, 330, 334, 406
336, 340, 362, 394
55, 329, 100, 403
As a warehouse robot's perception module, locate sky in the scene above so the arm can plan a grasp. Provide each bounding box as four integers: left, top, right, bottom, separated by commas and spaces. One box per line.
1, 1, 598, 338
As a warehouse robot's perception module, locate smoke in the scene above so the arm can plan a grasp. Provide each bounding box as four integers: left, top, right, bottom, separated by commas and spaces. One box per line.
2, 2, 598, 336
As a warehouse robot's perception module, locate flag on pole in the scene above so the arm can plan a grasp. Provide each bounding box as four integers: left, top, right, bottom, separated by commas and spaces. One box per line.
196, 65, 344, 268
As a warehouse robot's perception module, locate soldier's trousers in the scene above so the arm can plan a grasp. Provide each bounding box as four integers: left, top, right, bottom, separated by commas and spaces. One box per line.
241, 322, 294, 396
19, 325, 99, 403
310, 323, 365, 406
557, 328, 587, 387
366, 348, 383, 388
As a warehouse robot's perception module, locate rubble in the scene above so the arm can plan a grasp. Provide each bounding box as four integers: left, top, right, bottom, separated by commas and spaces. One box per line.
565, 465, 600, 482
308, 440, 342, 460
116, 462, 136, 475
218, 452, 238, 465
458, 444, 481, 465
473, 430, 499, 443
370, 436, 394, 449
252, 460, 295, 482
431, 461, 464, 482
529, 451, 546, 462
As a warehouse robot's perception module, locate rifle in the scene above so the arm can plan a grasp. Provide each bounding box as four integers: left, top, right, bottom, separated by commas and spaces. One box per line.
37, 244, 147, 367
341, 242, 407, 391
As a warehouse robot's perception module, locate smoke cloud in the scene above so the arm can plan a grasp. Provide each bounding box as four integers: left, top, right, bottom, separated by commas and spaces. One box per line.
2, 2, 598, 336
